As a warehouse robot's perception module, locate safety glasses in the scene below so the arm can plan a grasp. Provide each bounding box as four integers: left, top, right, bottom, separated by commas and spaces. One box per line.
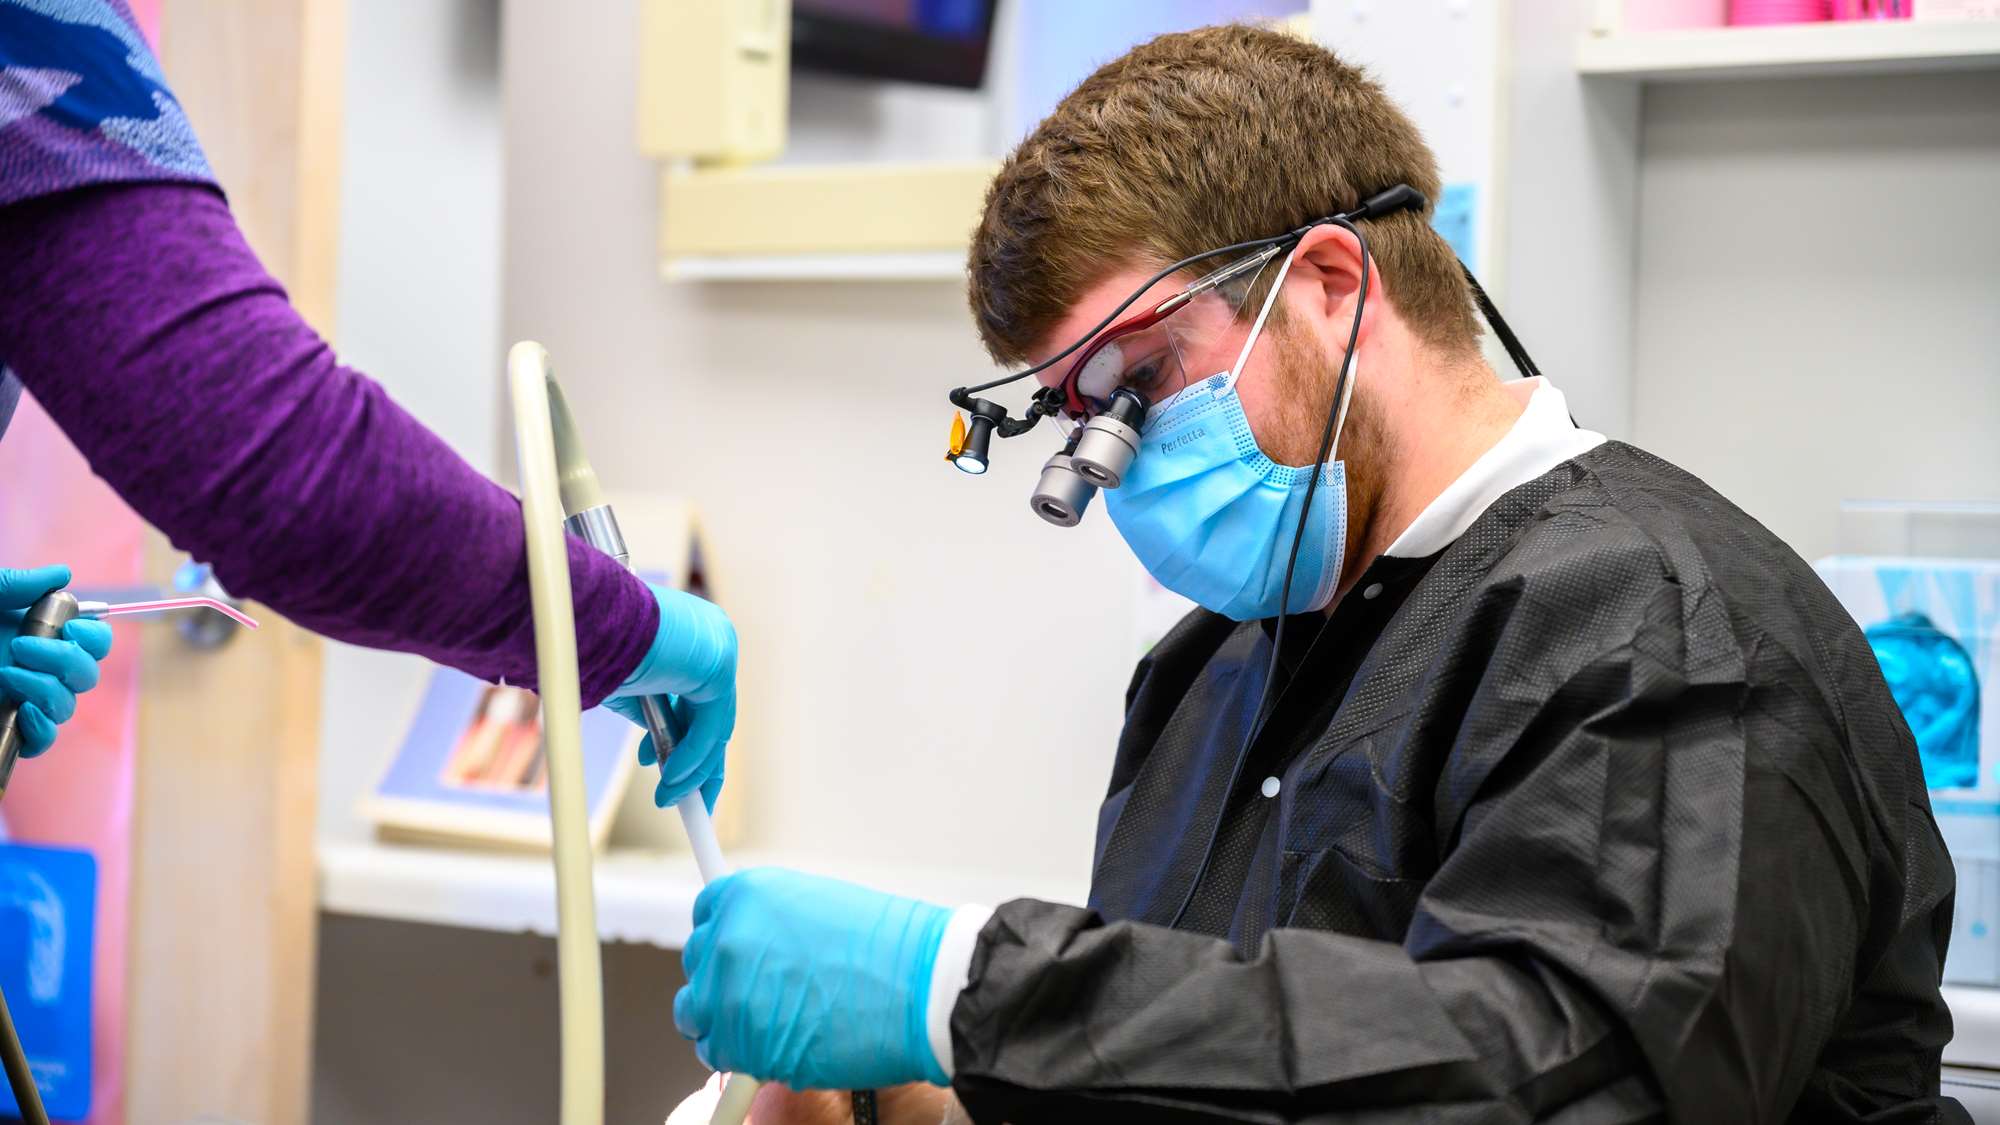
1054, 242, 1287, 425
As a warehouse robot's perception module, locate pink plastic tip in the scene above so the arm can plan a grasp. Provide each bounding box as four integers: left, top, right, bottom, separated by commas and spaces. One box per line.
91, 597, 260, 630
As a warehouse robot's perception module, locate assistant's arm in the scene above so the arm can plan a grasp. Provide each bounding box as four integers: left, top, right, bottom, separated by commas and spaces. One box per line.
945, 634, 1887, 1121
0, 183, 653, 704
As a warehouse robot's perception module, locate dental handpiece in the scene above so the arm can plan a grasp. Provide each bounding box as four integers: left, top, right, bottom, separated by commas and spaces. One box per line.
638, 695, 730, 883
0, 593, 259, 799
563, 507, 730, 884
0, 591, 80, 800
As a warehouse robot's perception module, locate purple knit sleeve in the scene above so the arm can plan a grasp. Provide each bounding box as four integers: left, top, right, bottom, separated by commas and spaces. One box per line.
0, 183, 656, 706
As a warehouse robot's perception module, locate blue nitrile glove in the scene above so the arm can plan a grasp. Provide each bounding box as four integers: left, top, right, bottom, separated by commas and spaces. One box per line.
605, 583, 736, 810
0, 566, 113, 758
674, 867, 952, 1090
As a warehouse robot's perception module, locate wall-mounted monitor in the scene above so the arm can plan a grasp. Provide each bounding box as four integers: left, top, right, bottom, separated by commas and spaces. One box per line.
792, 0, 998, 89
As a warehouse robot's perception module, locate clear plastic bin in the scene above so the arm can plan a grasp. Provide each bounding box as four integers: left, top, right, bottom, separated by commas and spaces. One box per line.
1820, 502, 2000, 986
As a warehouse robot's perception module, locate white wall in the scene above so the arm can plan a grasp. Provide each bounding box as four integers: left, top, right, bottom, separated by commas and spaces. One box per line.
500, 0, 1134, 892
1016, 0, 1306, 138
1628, 70, 2000, 560
782, 70, 998, 163
314, 0, 510, 1114
1499, 0, 1642, 436
317, 0, 506, 847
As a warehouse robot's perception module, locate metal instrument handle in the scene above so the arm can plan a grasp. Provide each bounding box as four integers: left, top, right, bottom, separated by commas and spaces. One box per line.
0, 591, 80, 796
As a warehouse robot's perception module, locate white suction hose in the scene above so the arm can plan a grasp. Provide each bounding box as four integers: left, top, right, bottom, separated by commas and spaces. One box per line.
509, 342, 759, 1125
511, 343, 606, 1125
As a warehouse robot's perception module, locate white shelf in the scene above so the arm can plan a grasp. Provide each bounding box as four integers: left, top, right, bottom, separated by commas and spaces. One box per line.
1578, 20, 2000, 81
326, 838, 2000, 1059
318, 838, 1086, 949
661, 250, 966, 282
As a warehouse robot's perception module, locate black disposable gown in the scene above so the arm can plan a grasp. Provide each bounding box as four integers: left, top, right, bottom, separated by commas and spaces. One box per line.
947, 442, 1965, 1123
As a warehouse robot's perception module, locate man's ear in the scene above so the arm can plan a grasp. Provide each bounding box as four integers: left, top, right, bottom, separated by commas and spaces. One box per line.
1289, 224, 1375, 341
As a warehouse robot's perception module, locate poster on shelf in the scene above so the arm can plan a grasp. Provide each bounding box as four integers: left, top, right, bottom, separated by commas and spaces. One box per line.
364, 496, 715, 851
361, 667, 642, 851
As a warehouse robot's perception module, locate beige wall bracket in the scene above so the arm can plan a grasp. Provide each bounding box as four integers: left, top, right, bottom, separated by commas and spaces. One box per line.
658, 160, 996, 280
637, 0, 789, 164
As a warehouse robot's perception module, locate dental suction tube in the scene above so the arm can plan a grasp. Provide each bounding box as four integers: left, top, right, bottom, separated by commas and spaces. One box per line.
510, 344, 608, 1125
510, 343, 757, 1125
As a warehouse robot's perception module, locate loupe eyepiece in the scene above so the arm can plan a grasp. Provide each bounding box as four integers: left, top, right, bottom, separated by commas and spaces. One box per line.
1031, 451, 1096, 527
950, 398, 1007, 475
1071, 388, 1147, 490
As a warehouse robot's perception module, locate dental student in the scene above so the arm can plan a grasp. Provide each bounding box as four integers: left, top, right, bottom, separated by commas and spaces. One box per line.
0, 0, 734, 804
676, 26, 1961, 1124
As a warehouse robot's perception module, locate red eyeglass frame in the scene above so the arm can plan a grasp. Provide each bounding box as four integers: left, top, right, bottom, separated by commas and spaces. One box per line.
1053, 300, 1184, 422
1052, 243, 1284, 423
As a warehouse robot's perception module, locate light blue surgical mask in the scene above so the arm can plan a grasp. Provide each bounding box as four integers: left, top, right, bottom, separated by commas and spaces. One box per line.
1102, 245, 1353, 622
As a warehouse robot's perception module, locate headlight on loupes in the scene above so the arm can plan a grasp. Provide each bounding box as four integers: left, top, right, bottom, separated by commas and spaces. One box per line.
947, 387, 1149, 528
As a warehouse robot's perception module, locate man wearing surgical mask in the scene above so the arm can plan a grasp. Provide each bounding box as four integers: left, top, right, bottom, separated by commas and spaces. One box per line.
675, 25, 1962, 1123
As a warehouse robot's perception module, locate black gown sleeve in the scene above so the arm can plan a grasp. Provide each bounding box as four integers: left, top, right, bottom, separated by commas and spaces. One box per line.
947, 588, 1958, 1123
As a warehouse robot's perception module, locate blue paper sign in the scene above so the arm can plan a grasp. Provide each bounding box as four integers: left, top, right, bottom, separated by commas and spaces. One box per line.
1433, 182, 1479, 274
0, 844, 95, 1121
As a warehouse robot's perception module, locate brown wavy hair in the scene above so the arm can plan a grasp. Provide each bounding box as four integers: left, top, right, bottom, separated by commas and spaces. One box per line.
967, 24, 1479, 365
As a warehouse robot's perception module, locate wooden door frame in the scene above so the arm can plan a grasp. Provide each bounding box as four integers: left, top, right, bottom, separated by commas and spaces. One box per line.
126, 4, 345, 1123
